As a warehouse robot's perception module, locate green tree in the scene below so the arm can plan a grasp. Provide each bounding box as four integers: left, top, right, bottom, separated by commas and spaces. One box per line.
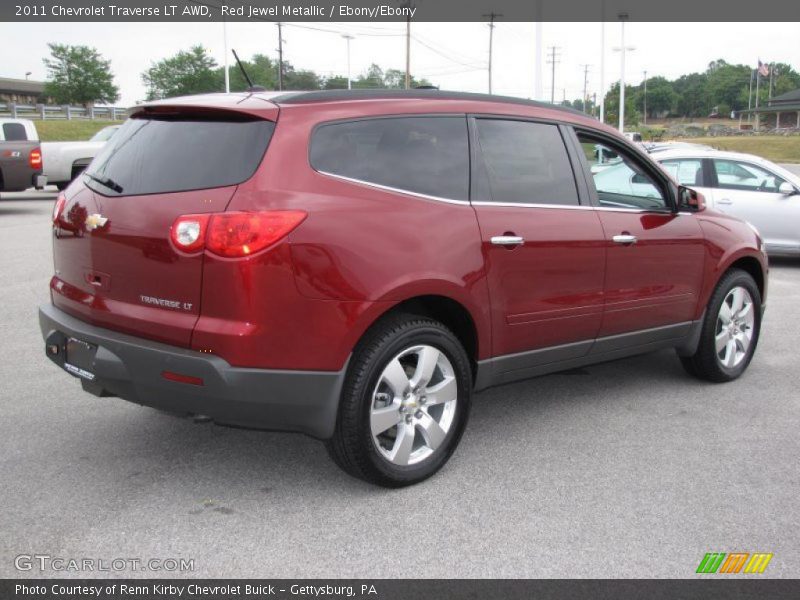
323, 75, 350, 90
637, 76, 677, 118
142, 46, 220, 100
603, 82, 641, 127
221, 53, 278, 91
284, 65, 322, 90
705, 59, 751, 112
353, 64, 386, 89
673, 72, 710, 118
42, 43, 119, 106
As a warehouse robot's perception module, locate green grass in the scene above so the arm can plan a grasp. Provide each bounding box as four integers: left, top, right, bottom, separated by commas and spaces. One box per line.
678, 136, 800, 163
33, 120, 120, 142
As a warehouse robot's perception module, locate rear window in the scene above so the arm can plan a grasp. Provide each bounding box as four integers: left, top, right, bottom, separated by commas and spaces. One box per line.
84, 115, 275, 196
310, 116, 469, 201
2, 123, 27, 141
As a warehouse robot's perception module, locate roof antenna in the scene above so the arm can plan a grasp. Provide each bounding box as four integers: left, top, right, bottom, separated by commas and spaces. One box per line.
232, 49, 266, 92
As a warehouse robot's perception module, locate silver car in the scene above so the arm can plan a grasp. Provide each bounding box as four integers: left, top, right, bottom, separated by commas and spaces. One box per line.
595, 148, 800, 256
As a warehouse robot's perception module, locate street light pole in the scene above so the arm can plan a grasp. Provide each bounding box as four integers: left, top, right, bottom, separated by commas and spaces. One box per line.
642, 70, 647, 125
223, 19, 230, 93
342, 34, 354, 90
613, 14, 635, 132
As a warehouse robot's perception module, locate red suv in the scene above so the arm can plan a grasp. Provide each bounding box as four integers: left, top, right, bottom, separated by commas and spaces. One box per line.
40, 90, 767, 487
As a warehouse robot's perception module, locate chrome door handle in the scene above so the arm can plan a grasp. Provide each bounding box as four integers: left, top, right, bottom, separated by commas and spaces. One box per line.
612, 234, 638, 244
717, 198, 733, 205
491, 235, 525, 246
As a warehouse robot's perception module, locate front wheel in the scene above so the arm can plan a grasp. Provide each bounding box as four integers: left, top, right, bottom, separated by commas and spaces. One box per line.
326, 314, 472, 487
679, 268, 762, 382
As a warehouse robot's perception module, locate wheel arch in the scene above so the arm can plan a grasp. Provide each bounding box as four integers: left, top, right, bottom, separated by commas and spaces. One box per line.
355, 294, 484, 380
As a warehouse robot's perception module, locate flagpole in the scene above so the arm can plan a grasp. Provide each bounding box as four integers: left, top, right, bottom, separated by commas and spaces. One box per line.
747, 69, 753, 125
755, 66, 761, 131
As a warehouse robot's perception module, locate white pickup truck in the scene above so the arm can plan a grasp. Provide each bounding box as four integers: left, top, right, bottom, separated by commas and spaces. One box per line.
42, 124, 121, 190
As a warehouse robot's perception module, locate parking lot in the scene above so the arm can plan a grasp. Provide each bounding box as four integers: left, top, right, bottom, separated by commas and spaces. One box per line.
0, 189, 798, 578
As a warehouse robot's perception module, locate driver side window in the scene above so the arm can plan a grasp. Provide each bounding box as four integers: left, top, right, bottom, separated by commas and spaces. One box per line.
577, 133, 668, 210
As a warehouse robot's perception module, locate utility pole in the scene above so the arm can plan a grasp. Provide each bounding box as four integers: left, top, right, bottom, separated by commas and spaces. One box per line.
546, 46, 561, 104
769, 63, 775, 99
342, 34, 354, 90
405, 16, 411, 89
581, 64, 591, 113
642, 70, 647, 125
612, 13, 635, 132
483, 12, 502, 94
276, 22, 284, 91
592, 92, 597, 117
223, 19, 229, 93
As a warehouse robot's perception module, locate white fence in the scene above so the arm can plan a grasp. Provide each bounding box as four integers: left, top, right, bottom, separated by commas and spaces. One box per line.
0, 102, 127, 121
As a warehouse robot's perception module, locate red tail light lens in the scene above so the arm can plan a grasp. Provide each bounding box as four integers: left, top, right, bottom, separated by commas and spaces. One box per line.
52, 193, 66, 223
170, 214, 210, 253
29, 147, 42, 169
206, 211, 307, 258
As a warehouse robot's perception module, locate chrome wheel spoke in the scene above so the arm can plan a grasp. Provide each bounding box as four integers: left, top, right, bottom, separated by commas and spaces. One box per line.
715, 329, 730, 354
416, 412, 446, 451
730, 287, 745, 314
410, 346, 440, 389
724, 339, 738, 367
382, 357, 410, 396
389, 422, 416, 466
718, 302, 733, 324
737, 301, 753, 321
371, 403, 402, 436
424, 376, 457, 406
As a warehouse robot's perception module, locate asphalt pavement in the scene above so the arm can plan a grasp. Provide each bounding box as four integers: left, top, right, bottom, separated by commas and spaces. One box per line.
0, 191, 797, 578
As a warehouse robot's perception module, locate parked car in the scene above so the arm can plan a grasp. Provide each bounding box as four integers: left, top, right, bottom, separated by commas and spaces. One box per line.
623, 131, 643, 143
604, 147, 800, 256
42, 124, 121, 190
39, 90, 768, 487
0, 118, 45, 193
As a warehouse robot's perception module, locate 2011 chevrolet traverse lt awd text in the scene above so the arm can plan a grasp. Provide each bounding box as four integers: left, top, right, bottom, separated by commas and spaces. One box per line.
40, 90, 767, 487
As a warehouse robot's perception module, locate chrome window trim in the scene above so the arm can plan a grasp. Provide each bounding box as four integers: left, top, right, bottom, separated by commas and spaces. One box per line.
316, 170, 471, 206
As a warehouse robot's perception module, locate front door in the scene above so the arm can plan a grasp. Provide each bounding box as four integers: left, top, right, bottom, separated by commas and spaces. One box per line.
573, 131, 706, 340
708, 158, 800, 252
470, 117, 606, 363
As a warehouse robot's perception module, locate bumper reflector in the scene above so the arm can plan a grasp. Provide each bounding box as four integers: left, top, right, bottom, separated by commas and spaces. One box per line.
161, 371, 204, 386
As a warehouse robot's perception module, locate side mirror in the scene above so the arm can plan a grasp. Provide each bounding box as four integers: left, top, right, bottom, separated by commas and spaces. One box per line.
678, 185, 706, 211
779, 181, 797, 195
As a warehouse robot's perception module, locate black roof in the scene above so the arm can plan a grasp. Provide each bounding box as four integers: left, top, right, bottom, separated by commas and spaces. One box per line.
271, 89, 587, 117
769, 88, 800, 104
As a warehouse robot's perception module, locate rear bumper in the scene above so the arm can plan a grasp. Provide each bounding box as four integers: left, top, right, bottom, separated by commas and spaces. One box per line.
39, 303, 346, 439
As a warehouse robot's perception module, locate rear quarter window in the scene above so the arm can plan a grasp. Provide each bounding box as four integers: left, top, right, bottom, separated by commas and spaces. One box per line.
84, 115, 275, 196
2, 122, 28, 141
309, 116, 469, 201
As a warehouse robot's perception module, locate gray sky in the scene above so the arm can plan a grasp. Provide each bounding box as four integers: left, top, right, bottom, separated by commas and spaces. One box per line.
2, 21, 799, 105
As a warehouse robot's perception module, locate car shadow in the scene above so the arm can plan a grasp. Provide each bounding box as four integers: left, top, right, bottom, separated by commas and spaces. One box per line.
769, 256, 799, 269
53, 348, 699, 500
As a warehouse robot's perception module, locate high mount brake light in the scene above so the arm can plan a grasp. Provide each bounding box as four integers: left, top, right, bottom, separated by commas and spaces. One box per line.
170, 211, 307, 257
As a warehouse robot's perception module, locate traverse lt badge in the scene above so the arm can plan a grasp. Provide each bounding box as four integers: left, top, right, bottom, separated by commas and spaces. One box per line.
85, 213, 108, 231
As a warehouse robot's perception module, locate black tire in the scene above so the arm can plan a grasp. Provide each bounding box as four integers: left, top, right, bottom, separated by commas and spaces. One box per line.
679, 268, 762, 382
326, 313, 472, 487
55, 182, 69, 191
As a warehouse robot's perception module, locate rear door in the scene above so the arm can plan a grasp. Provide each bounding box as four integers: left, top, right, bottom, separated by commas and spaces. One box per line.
52, 111, 276, 346
571, 130, 706, 339
470, 117, 606, 363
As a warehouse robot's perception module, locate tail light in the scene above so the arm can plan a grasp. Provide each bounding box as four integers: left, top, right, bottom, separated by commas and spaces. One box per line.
29, 147, 42, 169
170, 211, 307, 258
52, 193, 66, 224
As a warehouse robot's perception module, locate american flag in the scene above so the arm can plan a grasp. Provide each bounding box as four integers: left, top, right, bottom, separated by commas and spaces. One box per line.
758, 60, 770, 77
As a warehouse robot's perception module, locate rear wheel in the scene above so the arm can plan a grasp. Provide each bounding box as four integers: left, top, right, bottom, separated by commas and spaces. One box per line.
679, 268, 761, 382
326, 314, 472, 487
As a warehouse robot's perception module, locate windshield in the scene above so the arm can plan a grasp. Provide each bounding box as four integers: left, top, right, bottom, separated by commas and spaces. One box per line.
85, 115, 275, 196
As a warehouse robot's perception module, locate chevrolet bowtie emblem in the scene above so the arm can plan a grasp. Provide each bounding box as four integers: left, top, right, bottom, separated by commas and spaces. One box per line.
85, 214, 109, 231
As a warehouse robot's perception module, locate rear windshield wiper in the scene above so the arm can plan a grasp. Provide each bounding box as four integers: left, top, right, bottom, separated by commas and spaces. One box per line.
84, 172, 124, 194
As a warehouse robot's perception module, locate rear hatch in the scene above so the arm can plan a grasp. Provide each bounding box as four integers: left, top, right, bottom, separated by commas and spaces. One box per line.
51, 106, 276, 346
